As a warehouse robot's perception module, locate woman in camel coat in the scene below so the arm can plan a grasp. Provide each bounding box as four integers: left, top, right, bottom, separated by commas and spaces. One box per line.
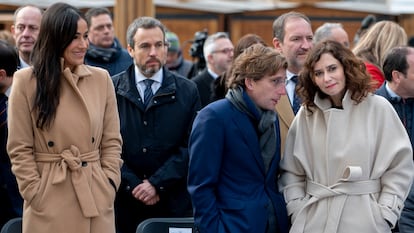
6, 3, 122, 233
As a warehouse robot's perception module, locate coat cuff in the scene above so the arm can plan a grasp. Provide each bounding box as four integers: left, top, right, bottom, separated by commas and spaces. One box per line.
379, 192, 404, 227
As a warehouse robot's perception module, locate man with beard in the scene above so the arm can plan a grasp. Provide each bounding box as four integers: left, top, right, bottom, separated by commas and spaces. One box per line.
85, 7, 132, 76
112, 16, 201, 233
11, 5, 43, 68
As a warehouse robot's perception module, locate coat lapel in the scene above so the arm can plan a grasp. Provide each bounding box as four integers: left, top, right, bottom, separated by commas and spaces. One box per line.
231, 112, 266, 174
275, 95, 294, 128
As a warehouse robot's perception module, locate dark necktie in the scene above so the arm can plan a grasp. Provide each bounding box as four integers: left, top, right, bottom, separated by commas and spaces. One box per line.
0, 93, 7, 129
143, 79, 154, 107
291, 75, 301, 114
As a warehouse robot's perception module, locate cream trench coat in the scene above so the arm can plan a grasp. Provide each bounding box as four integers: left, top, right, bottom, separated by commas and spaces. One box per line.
7, 64, 123, 233
279, 91, 414, 233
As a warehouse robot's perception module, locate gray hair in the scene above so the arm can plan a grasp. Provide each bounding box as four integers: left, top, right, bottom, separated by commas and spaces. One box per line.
126, 16, 166, 48
313, 23, 344, 44
203, 32, 230, 60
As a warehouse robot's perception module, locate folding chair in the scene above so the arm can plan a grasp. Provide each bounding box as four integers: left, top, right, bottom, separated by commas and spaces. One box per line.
136, 217, 194, 233
0, 217, 22, 233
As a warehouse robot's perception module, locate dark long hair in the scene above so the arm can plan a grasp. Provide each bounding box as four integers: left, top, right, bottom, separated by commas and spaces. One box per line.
31, 2, 83, 129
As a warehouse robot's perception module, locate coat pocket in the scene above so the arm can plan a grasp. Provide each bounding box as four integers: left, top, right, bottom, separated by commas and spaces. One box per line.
29, 163, 51, 212
92, 164, 117, 212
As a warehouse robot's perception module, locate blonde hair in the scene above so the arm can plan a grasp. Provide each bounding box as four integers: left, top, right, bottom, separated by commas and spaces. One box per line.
0, 30, 15, 45
353, 20, 407, 67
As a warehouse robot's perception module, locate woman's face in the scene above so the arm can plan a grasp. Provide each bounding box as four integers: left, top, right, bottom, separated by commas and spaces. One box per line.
63, 18, 89, 71
313, 53, 346, 106
245, 68, 287, 111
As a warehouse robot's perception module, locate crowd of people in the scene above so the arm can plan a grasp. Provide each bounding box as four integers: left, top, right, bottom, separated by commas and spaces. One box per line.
1, 3, 414, 233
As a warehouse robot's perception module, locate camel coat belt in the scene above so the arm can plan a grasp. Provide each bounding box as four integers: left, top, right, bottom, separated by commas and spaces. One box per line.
35, 145, 100, 217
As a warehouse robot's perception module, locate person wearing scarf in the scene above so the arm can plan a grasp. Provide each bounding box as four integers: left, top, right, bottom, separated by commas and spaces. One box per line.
188, 44, 289, 233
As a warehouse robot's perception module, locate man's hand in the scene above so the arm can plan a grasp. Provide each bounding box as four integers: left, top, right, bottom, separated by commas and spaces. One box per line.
132, 179, 160, 205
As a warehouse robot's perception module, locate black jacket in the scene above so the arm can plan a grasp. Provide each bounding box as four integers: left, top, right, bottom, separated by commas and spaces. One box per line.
112, 65, 201, 233
376, 83, 414, 149
192, 69, 215, 108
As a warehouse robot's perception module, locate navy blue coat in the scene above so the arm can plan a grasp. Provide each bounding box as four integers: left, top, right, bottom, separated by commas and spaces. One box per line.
112, 65, 201, 233
376, 84, 414, 149
188, 98, 289, 233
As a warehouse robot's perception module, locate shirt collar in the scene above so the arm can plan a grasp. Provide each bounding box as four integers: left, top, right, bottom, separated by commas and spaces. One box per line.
5, 87, 11, 97
19, 57, 29, 69
385, 81, 401, 101
287, 70, 298, 81
207, 68, 219, 80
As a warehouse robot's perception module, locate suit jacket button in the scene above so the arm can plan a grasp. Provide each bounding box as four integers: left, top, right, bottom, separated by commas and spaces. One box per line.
47, 141, 54, 147
92, 137, 95, 143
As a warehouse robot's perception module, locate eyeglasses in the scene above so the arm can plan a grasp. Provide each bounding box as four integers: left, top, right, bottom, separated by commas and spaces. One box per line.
273, 78, 287, 86
212, 48, 234, 55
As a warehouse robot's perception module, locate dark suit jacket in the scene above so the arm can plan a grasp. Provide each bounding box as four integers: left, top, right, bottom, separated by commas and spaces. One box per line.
0, 98, 22, 228
188, 98, 289, 233
192, 69, 215, 107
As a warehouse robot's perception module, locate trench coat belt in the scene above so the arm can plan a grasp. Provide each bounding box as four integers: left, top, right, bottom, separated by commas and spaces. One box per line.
34, 145, 100, 218
291, 179, 381, 233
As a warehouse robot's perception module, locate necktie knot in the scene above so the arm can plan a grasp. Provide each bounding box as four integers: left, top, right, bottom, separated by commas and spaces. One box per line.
143, 79, 154, 107
291, 75, 298, 84
144, 79, 154, 88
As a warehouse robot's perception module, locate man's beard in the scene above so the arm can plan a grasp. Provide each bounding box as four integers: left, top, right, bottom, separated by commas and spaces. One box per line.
141, 66, 160, 77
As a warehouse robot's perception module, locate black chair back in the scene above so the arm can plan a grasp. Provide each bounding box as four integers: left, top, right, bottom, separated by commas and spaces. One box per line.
136, 217, 194, 233
0, 218, 22, 233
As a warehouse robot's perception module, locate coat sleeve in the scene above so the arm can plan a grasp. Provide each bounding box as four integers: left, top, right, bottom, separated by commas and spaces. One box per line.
7, 69, 40, 204
187, 106, 224, 233
100, 74, 123, 190
278, 112, 308, 219
372, 98, 414, 227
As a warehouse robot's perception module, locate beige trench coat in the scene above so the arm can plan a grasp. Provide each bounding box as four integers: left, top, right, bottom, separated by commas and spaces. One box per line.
7, 64, 123, 233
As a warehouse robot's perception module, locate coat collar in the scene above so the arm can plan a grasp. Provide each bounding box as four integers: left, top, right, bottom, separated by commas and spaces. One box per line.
314, 90, 354, 111
115, 65, 178, 107
60, 58, 92, 85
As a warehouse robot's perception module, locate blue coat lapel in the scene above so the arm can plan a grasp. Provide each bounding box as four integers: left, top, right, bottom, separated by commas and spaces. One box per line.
231, 111, 266, 174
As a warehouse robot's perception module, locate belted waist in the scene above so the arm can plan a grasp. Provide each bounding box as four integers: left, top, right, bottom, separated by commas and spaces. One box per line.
34, 145, 100, 218
306, 178, 381, 198
291, 179, 381, 233
35, 146, 99, 164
